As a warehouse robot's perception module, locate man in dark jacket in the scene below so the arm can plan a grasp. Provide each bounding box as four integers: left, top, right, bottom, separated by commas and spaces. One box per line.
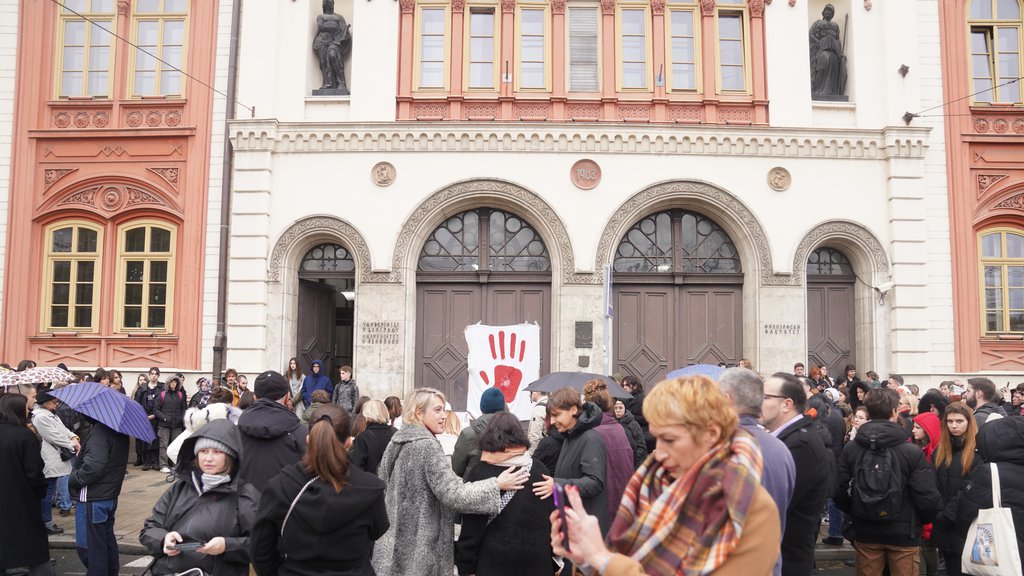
452, 387, 505, 478
155, 375, 187, 472
761, 372, 833, 576
300, 361, 333, 407
966, 377, 1009, 427
69, 420, 130, 576
835, 387, 941, 576
140, 367, 164, 470
237, 371, 307, 492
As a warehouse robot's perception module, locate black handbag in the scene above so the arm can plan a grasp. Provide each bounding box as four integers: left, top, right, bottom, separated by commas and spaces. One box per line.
58, 446, 75, 461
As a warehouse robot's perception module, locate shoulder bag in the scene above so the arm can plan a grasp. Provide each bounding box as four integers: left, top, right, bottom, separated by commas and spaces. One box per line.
962, 462, 1023, 576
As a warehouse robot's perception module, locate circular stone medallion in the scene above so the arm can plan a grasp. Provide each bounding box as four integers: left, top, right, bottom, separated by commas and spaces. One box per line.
570, 159, 601, 190
767, 167, 792, 192
372, 162, 396, 187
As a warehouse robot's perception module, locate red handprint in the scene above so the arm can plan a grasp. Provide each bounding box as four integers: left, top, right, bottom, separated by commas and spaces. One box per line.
479, 330, 527, 403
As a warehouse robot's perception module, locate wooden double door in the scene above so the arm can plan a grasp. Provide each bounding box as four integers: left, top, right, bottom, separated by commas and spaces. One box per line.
415, 282, 550, 410
614, 283, 742, 385
806, 280, 855, 377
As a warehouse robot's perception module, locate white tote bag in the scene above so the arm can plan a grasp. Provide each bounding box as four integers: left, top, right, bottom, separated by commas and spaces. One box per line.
962, 463, 1023, 576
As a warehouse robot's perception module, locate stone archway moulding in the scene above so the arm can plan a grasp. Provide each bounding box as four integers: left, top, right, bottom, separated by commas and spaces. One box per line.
267, 216, 381, 282
392, 179, 585, 284
594, 180, 781, 285
791, 221, 891, 285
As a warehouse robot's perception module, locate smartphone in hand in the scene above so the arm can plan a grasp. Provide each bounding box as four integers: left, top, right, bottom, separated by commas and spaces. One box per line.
170, 542, 204, 552
552, 483, 570, 552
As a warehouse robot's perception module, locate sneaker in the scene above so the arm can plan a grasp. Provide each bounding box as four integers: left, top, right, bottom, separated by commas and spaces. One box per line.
58, 508, 72, 517
160, 467, 171, 473
821, 536, 844, 546
45, 524, 64, 535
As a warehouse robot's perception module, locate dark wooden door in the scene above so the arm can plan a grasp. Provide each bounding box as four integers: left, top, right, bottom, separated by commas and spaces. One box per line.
416, 283, 550, 410
806, 282, 855, 376
297, 279, 336, 369
614, 284, 741, 384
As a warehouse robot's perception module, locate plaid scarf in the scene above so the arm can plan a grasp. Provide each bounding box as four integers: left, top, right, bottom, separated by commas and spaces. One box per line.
607, 428, 763, 576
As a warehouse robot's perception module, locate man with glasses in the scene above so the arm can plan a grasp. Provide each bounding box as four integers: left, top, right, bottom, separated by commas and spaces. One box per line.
761, 372, 833, 576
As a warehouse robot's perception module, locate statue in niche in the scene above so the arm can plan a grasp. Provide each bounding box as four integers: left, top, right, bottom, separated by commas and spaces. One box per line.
313, 0, 352, 95
809, 4, 848, 101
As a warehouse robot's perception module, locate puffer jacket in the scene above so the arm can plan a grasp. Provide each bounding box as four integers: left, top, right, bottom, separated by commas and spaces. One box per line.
331, 379, 360, 414
139, 420, 259, 576
156, 387, 188, 428
615, 409, 648, 468
236, 399, 307, 492
31, 406, 77, 478
552, 402, 610, 533
372, 424, 500, 576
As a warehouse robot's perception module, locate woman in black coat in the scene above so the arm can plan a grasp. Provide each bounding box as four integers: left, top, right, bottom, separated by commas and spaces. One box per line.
350, 399, 395, 475
0, 393, 55, 576
931, 403, 979, 576
456, 413, 555, 576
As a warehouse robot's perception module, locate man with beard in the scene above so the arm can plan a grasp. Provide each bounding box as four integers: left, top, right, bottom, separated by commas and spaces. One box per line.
966, 377, 1008, 427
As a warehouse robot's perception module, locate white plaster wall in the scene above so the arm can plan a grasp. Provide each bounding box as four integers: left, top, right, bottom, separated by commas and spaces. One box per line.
0, 0, 18, 337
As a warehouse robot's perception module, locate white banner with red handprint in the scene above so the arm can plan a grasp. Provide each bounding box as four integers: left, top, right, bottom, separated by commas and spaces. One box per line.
465, 323, 541, 420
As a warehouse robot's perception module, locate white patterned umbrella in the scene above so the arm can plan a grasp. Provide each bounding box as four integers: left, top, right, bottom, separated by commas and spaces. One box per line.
0, 366, 75, 388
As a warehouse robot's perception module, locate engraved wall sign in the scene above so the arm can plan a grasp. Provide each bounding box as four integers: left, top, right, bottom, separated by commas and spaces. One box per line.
570, 159, 601, 190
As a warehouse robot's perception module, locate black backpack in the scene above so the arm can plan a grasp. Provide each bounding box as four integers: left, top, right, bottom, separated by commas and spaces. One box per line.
851, 434, 904, 521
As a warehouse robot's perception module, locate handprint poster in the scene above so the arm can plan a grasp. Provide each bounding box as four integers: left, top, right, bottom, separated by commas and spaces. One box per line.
465, 323, 541, 420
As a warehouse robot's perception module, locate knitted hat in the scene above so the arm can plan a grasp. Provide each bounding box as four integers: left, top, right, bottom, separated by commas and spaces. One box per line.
194, 436, 237, 460
254, 370, 289, 401
479, 387, 506, 414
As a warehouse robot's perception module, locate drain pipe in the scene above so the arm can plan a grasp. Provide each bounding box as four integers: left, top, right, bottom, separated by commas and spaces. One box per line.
212, 0, 242, 382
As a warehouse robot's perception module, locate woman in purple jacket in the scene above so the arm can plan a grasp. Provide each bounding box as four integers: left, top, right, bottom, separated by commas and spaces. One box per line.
583, 379, 635, 523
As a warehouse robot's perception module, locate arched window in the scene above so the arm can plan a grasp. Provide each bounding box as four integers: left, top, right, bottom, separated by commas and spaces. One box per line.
807, 247, 854, 276
300, 243, 355, 274
979, 228, 1024, 333
418, 208, 550, 273
969, 0, 1023, 103
117, 221, 176, 331
43, 221, 102, 331
613, 209, 741, 274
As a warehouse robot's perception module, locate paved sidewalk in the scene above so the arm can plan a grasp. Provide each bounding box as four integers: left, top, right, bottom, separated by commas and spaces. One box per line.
49, 466, 174, 555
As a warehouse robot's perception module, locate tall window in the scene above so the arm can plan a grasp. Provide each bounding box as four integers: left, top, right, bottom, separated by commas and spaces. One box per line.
57, 0, 115, 98
118, 222, 175, 331
417, 6, 448, 89
980, 228, 1024, 334
969, 0, 1023, 103
518, 7, 548, 89
667, 5, 698, 91
619, 7, 649, 89
467, 8, 498, 89
717, 9, 747, 91
568, 6, 599, 91
131, 0, 188, 97
43, 223, 101, 331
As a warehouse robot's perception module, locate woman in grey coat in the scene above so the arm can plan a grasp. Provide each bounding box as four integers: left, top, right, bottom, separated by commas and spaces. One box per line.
371, 388, 529, 576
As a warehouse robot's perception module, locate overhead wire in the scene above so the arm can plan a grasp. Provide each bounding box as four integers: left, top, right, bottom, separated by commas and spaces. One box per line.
904, 75, 1022, 122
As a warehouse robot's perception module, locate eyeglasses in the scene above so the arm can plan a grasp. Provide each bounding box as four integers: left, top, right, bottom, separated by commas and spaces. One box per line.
763, 394, 788, 401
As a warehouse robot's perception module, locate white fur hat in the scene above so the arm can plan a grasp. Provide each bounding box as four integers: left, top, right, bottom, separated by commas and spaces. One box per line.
183, 403, 231, 433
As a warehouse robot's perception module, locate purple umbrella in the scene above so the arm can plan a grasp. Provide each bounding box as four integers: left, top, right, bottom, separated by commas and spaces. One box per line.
666, 363, 726, 381
49, 381, 156, 443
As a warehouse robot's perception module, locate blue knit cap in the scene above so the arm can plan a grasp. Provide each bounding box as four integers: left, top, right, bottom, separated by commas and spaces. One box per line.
479, 387, 506, 414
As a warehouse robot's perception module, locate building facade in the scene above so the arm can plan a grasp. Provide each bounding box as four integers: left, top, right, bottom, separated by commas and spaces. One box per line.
221, 0, 961, 406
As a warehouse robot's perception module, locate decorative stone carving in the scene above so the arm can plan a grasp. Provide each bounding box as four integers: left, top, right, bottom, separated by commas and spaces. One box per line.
978, 174, 1008, 197
601, 0, 616, 15
993, 118, 1010, 133
595, 181, 778, 285
700, 0, 715, 16
54, 112, 71, 129
501, 0, 516, 12
126, 187, 163, 207
451, 0, 465, 11
616, 104, 652, 121
464, 102, 499, 118
749, 0, 764, 17
995, 193, 1024, 211
267, 216, 376, 283
126, 111, 144, 127
566, 103, 601, 120
149, 167, 180, 190
412, 103, 449, 120
313, 0, 352, 96
44, 168, 77, 187
74, 112, 91, 128
93, 111, 109, 128
975, 118, 991, 133
1014, 119, 1024, 134
790, 221, 892, 285
651, 0, 666, 15
57, 187, 99, 207
100, 187, 124, 211
146, 111, 163, 127
400, 0, 416, 13
809, 4, 848, 101
767, 167, 791, 191
117, 0, 128, 15
551, 0, 566, 14
165, 110, 181, 127
515, 102, 549, 120
372, 162, 396, 187
667, 105, 702, 123
719, 107, 752, 123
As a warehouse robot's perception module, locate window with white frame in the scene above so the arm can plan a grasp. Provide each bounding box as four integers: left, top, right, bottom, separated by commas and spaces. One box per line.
969, 0, 1023, 103
131, 0, 188, 97
57, 0, 115, 98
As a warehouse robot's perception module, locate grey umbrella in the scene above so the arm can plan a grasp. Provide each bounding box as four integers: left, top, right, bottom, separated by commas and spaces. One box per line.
523, 371, 632, 399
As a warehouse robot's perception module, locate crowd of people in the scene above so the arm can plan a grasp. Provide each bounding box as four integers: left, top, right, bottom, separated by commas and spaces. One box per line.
2, 356, 1024, 576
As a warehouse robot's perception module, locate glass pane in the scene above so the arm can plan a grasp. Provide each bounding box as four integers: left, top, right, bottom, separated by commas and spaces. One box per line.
1009, 266, 1024, 286
64, 47, 85, 71
52, 228, 73, 252
973, 54, 994, 78
89, 45, 109, 70
974, 79, 995, 101
998, 0, 1021, 18
149, 284, 166, 305
522, 35, 544, 61
982, 233, 1003, 257
53, 261, 71, 283
673, 37, 695, 63
623, 36, 645, 61
471, 12, 494, 36
719, 15, 741, 38
88, 71, 109, 96
422, 8, 445, 35
672, 63, 696, 89
77, 260, 94, 282
973, 31, 991, 53
137, 0, 160, 13
61, 72, 83, 97
76, 283, 93, 305
1008, 233, 1024, 257
1002, 81, 1021, 102
470, 37, 494, 62
126, 261, 145, 282
998, 27, 1019, 51
125, 283, 143, 305
985, 265, 1003, 286
165, 0, 188, 12
161, 71, 181, 96
1011, 311, 1024, 331
150, 228, 171, 252
148, 307, 166, 328
150, 261, 168, 282
986, 287, 1003, 308
1010, 288, 1024, 309
164, 45, 184, 68
135, 71, 156, 95
623, 62, 646, 88
90, 21, 113, 44
65, 21, 86, 45
137, 21, 159, 45
522, 9, 544, 34
51, 307, 69, 328
672, 10, 693, 35
622, 10, 645, 35
722, 64, 744, 90
422, 35, 444, 61
136, 49, 157, 71
987, 312, 1004, 332
64, 0, 86, 12
124, 307, 142, 328
52, 284, 70, 305
125, 228, 146, 252
73, 306, 92, 328
521, 63, 544, 88
78, 228, 97, 252
720, 39, 743, 65
469, 63, 493, 87
971, 0, 994, 19
164, 21, 185, 46
999, 53, 1019, 78
92, 0, 114, 11
420, 63, 443, 87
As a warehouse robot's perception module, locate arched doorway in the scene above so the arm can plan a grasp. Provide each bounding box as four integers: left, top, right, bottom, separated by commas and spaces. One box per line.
415, 208, 551, 410
612, 209, 743, 384
296, 243, 355, 374
806, 246, 856, 376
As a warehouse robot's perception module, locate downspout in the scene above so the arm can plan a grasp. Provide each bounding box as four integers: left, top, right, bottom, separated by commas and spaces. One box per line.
213, 0, 242, 381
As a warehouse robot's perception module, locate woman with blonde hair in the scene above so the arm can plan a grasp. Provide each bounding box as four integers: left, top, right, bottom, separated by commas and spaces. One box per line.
351, 398, 396, 475
551, 376, 780, 576
436, 407, 462, 457
372, 388, 530, 576
930, 403, 979, 576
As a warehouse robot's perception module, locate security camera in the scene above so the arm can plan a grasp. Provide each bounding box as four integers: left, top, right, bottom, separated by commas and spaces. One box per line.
874, 282, 893, 294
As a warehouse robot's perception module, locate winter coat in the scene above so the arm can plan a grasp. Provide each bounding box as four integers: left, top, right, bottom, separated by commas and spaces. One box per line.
740, 415, 795, 539
533, 427, 563, 473
301, 363, 334, 407
156, 387, 188, 428
351, 422, 395, 476
974, 402, 1009, 428
0, 421, 50, 570
236, 399, 308, 492
69, 421, 130, 502
190, 390, 212, 409
594, 411, 635, 521
528, 399, 547, 453
451, 411, 500, 478
914, 412, 941, 462
139, 382, 164, 415
31, 405, 77, 478
553, 402, 611, 533
301, 402, 327, 423
822, 404, 847, 461
331, 379, 360, 414
251, 461, 388, 576
777, 415, 833, 576
140, 420, 259, 576
372, 423, 501, 576
955, 416, 1024, 576
835, 419, 941, 548
615, 409, 648, 468
455, 455, 555, 576
624, 390, 651, 450
932, 434, 975, 554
